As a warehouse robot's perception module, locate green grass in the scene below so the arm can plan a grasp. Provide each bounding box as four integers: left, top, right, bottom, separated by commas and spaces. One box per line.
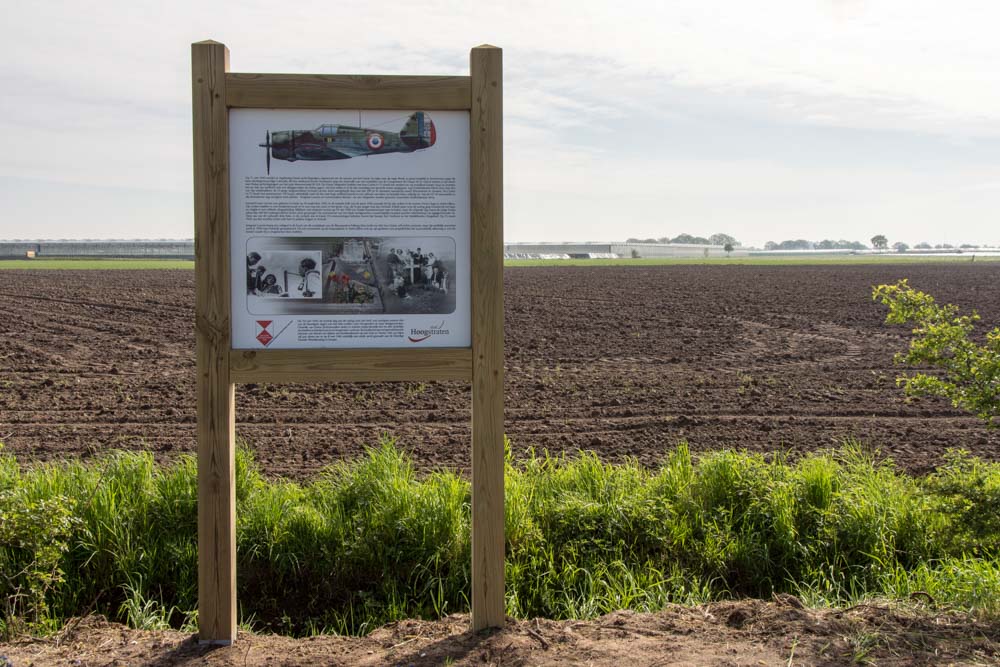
3, 439, 1000, 638
0, 259, 194, 270
505, 255, 1000, 267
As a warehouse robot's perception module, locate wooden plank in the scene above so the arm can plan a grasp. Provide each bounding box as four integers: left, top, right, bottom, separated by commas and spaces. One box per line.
469, 44, 505, 631
192, 40, 237, 645
226, 73, 472, 110
230, 347, 473, 384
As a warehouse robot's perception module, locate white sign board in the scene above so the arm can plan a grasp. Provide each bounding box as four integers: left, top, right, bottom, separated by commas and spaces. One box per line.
229, 109, 471, 349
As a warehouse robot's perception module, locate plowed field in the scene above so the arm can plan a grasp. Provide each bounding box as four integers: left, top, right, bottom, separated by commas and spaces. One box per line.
1, 264, 998, 477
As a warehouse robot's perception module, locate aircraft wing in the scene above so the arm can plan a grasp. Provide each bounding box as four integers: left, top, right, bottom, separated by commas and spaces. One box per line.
326, 144, 370, 158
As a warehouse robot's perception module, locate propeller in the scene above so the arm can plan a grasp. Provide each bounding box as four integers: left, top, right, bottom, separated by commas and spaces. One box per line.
258, 131, 272, 175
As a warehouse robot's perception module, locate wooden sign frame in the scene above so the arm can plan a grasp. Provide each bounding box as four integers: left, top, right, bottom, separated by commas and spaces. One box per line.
192, 40, 504, 644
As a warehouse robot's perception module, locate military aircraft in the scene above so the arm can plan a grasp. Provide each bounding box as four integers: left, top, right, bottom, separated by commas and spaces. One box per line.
258, 111, 436, 174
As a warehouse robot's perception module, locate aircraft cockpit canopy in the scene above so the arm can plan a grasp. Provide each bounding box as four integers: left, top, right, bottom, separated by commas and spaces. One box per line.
316, 124, 338, 137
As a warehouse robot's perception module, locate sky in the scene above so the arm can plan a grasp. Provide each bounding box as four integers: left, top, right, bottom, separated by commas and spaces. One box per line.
0, 0, 997, 248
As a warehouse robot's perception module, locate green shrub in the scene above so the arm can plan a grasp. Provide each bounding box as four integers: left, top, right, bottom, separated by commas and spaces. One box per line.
921, 450, 1000, 557
0, 485, 76, 635
873, 279, 1000, 426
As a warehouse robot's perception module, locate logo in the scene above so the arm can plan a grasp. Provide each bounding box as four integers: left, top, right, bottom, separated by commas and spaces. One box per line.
255, 320, 274, 346
255, 320, 292, 347
408, 320, 449, 343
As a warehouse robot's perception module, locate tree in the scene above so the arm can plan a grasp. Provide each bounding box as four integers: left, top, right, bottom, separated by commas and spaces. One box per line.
915, 242, 932, 250
724, 242, 734, 256
670, 233, 710, 245
893, 242, 909, 253
764, 241, 779, 251
709, 233, 739, 247
776, 239, 812, 250
871, 235, 888, 251
873, 280, 1000, 426
815, 239, 866, 250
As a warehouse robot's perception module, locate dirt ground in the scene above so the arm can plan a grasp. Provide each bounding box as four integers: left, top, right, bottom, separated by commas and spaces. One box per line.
3, 600, 999, 666
1, 263, 999, 477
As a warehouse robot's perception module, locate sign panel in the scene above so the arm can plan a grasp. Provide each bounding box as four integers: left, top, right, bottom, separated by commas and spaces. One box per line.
229, 109, 471, 349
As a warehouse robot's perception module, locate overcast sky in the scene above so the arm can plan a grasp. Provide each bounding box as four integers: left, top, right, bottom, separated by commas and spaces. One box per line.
1, 0, 997, 247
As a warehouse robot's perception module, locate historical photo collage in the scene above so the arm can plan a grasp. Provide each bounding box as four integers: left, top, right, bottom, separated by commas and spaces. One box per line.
245, 236, 456, 316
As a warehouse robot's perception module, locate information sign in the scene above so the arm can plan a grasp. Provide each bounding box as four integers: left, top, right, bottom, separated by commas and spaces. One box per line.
229, 109, 472, 349
192, 41, 504, 645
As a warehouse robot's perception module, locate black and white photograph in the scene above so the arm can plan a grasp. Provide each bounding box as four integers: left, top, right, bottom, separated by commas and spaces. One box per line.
245, 250, 323, 299
245, 236, 456, 316
375, 237, 456, 315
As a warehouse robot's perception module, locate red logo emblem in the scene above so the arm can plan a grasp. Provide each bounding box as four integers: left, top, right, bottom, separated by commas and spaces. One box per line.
256, 320, 274, 346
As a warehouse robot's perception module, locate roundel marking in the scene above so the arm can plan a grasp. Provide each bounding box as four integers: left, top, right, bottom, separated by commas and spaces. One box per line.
366, 133, 384, 150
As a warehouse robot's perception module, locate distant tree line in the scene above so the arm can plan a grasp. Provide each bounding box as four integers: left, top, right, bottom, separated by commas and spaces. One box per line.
761, 238, 987, 252
764, 239, 867, 251
626, 235, 986, 252
916, 243, 981, 250
625, 233, 740, 247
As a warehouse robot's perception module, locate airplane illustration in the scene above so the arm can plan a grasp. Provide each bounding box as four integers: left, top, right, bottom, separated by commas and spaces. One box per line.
258, 111, 436, 174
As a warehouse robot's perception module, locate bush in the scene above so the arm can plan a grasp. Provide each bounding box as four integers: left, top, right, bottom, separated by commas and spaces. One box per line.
0, 487, 76, 635
873, 279, 1000, 426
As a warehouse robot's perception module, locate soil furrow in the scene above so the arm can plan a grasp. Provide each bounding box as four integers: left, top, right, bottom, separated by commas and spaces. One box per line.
2, 264, 998, 478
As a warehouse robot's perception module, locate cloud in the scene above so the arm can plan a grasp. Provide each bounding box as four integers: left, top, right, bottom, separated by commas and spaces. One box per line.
0, 0, 998, 245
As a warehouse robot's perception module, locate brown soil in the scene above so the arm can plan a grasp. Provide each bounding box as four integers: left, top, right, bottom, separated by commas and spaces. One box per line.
3, 601, 998, 666
1, 264, 999, 477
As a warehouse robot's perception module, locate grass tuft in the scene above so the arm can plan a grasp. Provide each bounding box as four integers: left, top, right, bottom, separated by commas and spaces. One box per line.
2, 438, 1000, 637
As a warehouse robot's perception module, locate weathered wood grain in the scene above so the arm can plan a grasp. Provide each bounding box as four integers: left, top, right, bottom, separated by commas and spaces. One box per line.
192, 39, 236, 645
226, 73, 472, 110
469, 44, 505, 631
230, 348, 473, 383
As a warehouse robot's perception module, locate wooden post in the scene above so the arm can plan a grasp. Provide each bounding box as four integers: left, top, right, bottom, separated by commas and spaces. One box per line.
192, 40, 237, 644
470, 44, 505, 631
